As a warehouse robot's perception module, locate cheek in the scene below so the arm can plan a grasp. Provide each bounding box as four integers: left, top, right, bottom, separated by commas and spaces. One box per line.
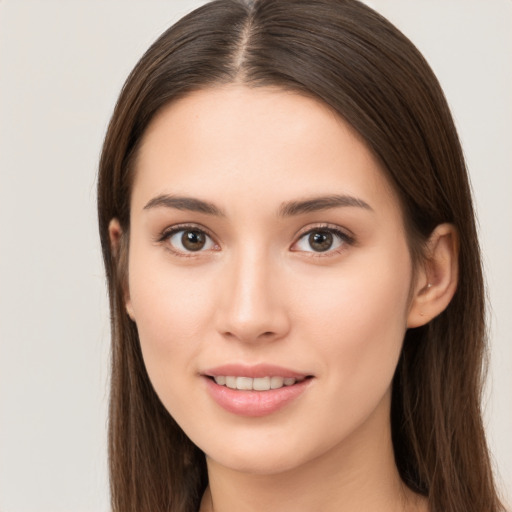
295, 247, 412, 401
126, 248, 217, 384
127, 265, 219, 430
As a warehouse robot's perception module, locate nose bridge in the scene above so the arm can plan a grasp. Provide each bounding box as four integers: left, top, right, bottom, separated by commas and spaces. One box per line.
216, 242, 288, 343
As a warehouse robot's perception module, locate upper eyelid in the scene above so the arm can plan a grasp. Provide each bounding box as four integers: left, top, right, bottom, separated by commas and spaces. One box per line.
158, 222, 216, 241
294, 223, 355, 240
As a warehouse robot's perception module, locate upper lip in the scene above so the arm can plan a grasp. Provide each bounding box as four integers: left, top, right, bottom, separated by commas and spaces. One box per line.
203, 363, 311, 379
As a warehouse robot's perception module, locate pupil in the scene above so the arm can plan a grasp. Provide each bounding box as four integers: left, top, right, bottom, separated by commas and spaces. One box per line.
182, 230, 206, 251
309, 231, 333, 252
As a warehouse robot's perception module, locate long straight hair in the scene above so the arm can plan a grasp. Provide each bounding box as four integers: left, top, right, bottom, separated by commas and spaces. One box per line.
97, 1, 504, 511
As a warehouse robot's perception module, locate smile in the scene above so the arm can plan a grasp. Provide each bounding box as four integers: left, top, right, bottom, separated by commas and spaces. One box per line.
203, 365, 314, 417
212, 376, 304, 391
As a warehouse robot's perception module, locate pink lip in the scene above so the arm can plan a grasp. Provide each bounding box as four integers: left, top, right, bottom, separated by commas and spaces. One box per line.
204, 363, 309, 379
202, 364, 313, 417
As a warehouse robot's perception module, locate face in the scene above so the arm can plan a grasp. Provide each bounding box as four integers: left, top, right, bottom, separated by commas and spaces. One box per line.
124, 85, 415, 475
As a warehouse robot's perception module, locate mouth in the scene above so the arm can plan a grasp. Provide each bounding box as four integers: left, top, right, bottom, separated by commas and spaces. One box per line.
208, 375, 309, 391
202, 365, 314, 417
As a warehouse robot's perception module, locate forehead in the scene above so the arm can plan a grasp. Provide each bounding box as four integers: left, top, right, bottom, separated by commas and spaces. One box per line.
131, 85, 401, 219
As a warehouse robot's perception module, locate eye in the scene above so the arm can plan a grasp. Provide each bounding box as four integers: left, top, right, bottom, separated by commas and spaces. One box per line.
164, 227, 216, 253
292, 227, 352, 253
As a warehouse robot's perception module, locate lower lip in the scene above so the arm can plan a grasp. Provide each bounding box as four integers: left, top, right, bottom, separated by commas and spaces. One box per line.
204, 377, 312, 417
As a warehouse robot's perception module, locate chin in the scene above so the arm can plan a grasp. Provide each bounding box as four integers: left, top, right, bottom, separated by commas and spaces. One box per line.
197, 421, 339, 477
206, 445, 311, 476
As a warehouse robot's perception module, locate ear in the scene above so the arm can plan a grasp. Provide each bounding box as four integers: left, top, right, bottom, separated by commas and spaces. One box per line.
108, 218, 135, 321
407, 223, 459, 328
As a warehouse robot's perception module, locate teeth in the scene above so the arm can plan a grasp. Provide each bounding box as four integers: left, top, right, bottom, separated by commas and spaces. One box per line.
225, 376, 237, 389
236, 377, 253, 390
213, 375, 301, 390
270, 376, 284, 389
253, 377, 270, 391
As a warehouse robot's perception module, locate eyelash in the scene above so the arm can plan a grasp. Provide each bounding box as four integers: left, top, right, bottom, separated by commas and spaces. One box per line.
157, 223, 355, 257
157, 223, 218, 258
292, 224, 355, 256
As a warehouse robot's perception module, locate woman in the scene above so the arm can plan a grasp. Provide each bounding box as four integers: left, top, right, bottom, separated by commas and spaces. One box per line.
97, 0, 504, 511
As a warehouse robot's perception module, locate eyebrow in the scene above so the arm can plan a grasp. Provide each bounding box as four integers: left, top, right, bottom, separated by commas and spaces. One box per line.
278, 194, 373, 217
143, 193, 372, 217
143, 194, 226, 216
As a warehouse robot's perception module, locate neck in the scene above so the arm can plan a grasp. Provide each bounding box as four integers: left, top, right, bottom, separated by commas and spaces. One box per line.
199, 393, 427, 512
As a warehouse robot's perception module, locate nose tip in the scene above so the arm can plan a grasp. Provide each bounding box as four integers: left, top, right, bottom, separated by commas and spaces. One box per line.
215, 256, 290, 344
221, 321, 285, 344
218, 288, 290, 343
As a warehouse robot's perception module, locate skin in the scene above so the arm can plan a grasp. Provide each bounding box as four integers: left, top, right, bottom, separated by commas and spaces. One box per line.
110, 85, 457, 512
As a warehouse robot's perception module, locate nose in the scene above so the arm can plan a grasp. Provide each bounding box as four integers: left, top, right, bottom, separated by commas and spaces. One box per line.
215, 248, 291, 344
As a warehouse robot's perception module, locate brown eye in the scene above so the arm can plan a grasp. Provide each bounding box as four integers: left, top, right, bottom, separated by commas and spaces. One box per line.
166, 228, 216, 253
308, 231, 333, 252
293, 227, 351, 254
182, 230, 206, 251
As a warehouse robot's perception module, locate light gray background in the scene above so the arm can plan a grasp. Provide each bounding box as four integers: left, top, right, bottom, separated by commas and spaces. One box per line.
0, 1, 510, 510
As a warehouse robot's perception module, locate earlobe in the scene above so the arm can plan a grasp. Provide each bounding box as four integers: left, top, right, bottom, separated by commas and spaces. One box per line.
108, 218, 135, 321
407, 223, 459, 328
125, 301, 135, 321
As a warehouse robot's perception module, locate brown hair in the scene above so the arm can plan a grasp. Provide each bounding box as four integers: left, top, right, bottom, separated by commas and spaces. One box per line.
97, 1, 504, 511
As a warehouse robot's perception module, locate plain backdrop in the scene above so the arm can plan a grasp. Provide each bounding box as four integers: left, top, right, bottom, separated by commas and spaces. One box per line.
0, 1, 510, 510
